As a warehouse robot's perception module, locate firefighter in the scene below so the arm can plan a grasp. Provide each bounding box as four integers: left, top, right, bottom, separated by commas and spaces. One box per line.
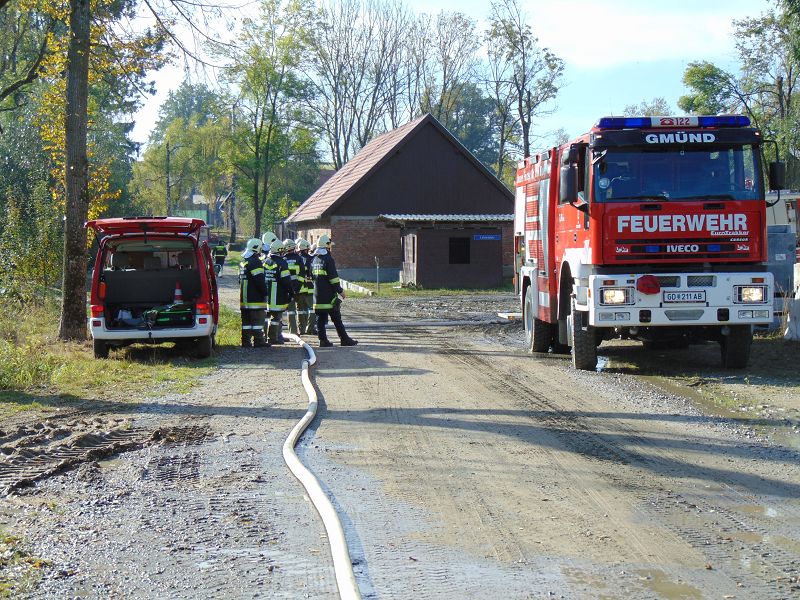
311, 234, 357, 347
212, 239, 228, 274
295, 238, 317, 335
239, 238, 269, 348
264, 239, 296, 344
282, 238, 304, 335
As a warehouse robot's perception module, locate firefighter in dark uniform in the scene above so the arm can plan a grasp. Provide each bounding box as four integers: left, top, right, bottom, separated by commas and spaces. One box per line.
239, 238, 269, 348
282, 238, 303, 335
212, 239, 228, 274
311, 234, 357, 347
295, 238, 317, 335
264, 239, 296, 344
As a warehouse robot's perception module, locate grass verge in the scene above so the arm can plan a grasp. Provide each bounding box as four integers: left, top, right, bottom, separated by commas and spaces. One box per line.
0, 299, 240, 417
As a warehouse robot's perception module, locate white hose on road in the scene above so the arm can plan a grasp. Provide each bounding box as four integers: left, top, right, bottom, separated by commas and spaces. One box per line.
281, 333, 362, 600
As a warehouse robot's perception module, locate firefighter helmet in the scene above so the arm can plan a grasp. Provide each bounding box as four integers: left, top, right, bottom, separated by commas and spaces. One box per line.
282, 238, 296, 252
317, 234, 332, 249
295, 238, 310, 251
243, 238, 262, 258
269, 239, 285, 254
261, 231, 278, 246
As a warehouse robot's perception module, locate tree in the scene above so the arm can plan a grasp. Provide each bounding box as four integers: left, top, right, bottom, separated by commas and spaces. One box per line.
223, 0, 312, 238
679, 7, 800, 185
623, 97, 673, 116
59, 0, 91, 340
306, 0, 408, 169
419, 11, 480, 129
487, 0, 563, 159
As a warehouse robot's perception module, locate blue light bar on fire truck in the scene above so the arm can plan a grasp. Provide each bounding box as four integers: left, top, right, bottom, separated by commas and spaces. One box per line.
595, 115, 751, 130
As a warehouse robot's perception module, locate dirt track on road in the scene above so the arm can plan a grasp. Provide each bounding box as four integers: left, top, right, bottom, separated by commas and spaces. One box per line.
2, 274, 799, 598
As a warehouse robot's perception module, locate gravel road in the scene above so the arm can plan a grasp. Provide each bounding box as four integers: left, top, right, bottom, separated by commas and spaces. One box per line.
1, 273, 798, 599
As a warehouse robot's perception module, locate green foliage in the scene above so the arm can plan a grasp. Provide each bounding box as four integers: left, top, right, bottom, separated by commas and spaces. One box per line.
679, 6, 800, 185
623, 97, 673, 117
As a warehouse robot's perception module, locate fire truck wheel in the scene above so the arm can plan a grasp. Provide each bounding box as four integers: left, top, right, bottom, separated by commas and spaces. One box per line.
93, 339, 109, 359
720, 325, 752, 369
524, 287, 552, 353
571, 304, 597, 371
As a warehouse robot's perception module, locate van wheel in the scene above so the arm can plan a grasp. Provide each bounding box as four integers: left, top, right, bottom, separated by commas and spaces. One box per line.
196, 334, 213, 359
524, 287, 552, 353
720, 325, 752, 369
93, 340, 109, 359
570, 302, 597, 371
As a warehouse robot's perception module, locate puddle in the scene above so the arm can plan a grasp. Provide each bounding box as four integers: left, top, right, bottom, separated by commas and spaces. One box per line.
739, 504, 780, 518
634, 569, 703, 599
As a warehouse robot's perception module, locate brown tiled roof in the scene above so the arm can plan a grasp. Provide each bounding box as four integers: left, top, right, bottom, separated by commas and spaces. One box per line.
379, 214, 513, 223
286, 115, 428, 223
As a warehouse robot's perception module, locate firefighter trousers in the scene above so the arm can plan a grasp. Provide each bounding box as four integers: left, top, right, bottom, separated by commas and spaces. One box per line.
241, 309, 266, 347
296, 293, 316, 335
316, 306, 349, 342
287, 299, 299, 335
266, 310, 285, 343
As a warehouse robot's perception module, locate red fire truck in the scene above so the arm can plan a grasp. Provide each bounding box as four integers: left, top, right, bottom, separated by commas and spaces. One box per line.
514, 115, 785, 371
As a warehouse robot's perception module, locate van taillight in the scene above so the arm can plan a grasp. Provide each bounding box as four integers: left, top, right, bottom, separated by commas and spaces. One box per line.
98, 281, 106, 300
90, 305, 104, 317
196, 303, 210, 315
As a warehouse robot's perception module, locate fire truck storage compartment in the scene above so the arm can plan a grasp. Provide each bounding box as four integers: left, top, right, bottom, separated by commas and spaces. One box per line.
766, 223, 797, 328
100, 242, 201, 330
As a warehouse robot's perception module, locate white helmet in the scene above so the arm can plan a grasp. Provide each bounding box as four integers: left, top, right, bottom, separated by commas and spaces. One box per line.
282, 238, 296, 252
317, 234, 332, 249
243, 238, 262, 258
261, 231, 278, 246
295, 238, 310, 251
269, 239, 285, 254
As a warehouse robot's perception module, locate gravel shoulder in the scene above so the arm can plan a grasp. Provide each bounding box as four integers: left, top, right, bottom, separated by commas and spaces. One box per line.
1, 282, 798, 598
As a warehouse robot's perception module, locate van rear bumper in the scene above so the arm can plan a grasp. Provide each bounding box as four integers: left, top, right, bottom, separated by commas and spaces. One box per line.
88, 318, 215, 340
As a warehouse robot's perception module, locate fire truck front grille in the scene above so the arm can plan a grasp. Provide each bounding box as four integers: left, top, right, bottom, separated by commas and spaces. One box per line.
665, 309, 705, 321
655, 276, 679, 288
688, 275, 716, 287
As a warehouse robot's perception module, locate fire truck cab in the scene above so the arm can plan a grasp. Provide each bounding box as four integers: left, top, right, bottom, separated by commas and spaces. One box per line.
514, 115, 785, 371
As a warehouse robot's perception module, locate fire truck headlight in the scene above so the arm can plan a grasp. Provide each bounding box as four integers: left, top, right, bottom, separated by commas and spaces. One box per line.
736, 286, 766, 303
601, 288, 630, 305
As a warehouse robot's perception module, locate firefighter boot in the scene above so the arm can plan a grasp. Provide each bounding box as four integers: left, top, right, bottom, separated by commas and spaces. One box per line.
241, 332, 252, 348
340, 337, 358, 346
253, 331, 270, 348
319, 337, 333, 348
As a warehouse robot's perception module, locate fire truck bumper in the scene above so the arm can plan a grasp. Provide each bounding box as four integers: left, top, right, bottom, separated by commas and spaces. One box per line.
586, 272, 774, 327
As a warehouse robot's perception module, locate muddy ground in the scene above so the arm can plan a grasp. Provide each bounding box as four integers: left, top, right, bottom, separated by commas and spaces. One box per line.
1, 272, 799, 599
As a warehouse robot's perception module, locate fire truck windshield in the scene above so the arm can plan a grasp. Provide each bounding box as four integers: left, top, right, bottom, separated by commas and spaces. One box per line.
593, 144, 762, 203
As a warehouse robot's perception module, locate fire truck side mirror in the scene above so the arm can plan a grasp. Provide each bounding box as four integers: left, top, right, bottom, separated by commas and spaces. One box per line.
768, 161, 786, 191
559, 164, 578, 204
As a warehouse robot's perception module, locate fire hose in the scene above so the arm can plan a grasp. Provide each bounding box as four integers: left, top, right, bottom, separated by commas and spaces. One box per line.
281, 333, 362, 600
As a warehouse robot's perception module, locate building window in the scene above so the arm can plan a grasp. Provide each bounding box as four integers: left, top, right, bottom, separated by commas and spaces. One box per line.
449, 237, 470, 264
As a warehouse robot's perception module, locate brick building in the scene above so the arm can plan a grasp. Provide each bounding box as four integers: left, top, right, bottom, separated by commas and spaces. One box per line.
285, 113, 514, 286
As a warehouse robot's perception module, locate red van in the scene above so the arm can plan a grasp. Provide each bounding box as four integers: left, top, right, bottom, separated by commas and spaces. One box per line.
86, 217, 220, 359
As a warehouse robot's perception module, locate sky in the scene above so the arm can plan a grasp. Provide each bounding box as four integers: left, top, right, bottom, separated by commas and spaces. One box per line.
129, 0, 774, 150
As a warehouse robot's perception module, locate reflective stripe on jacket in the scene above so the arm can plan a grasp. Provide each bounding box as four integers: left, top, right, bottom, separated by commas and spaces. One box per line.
239, 253, 268, 309
264, 253, 294, 310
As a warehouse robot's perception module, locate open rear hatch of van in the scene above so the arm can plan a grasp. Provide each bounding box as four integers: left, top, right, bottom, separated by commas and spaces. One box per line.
87, 218, 207, 331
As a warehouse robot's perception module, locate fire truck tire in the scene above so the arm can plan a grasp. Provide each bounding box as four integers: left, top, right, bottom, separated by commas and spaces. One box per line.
524, 287, 552, 353
720, 325, 752, 369
571, 304, 597, 371
93, 339, 109, 359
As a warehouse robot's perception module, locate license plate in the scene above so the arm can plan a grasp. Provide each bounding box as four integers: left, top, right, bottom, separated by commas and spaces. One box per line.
663, 291, 706, 303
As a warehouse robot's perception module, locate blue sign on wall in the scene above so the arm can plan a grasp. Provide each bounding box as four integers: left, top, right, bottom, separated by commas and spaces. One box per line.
473, 234, 501, 241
